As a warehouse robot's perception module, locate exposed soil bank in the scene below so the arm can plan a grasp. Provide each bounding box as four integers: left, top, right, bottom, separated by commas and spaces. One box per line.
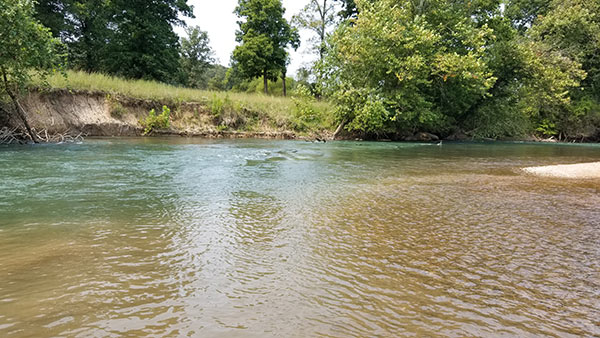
1, 90, 325, 140
523, 162, 600, 179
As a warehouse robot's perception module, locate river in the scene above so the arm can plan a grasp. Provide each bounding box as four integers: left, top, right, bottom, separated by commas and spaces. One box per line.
1, 138, 599, 337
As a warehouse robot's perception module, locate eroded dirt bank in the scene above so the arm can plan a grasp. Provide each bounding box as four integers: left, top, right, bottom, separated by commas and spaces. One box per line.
2, 90, 302, 139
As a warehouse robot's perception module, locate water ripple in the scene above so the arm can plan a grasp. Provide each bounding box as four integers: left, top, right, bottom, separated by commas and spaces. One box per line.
0, 139, 599, 337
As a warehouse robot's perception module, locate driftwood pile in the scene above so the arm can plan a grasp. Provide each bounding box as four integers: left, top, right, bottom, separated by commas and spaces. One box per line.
0, 127, 84, 144
0, 127, 24, 144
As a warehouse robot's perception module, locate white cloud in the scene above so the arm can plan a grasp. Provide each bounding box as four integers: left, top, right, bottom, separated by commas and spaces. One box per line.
176, 0, 319, 77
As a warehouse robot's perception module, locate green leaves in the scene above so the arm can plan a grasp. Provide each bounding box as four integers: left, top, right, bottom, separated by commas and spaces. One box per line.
0, 0, 65, 95
322, 0, 599, 140
179, 26, 215, 88
105, 0, 193, 83
325, 0, 496, 136
141, 106, 171, 135
232, 0, 300, 93
34, 0, 194, 83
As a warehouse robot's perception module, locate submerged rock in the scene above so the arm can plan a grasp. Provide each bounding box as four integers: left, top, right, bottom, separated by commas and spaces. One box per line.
405, 132, 439, 142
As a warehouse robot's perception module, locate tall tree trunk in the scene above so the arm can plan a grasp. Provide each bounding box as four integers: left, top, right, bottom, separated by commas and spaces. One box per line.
2, 70, 37, 143
8, 92, 37, 143
282, 75, 287, 97
263, 70, 268, 95
319, 0, 327, 62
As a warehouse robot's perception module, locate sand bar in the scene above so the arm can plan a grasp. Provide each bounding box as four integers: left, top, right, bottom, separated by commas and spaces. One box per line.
523, 162, 600, 179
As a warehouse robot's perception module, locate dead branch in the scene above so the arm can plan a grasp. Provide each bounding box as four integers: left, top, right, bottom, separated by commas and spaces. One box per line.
0, 127, 86, 145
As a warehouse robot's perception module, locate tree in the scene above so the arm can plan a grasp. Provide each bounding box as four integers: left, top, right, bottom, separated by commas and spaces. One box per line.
0, 0, 64, 142
33, 0, 193, 81
323, 0, 592, 140
180, 26, 215, 88
204, 65, 230, 91
105, 0, 194, 83
293, 0, 338, 95
67, 0, 112, 72
293, 0, 337, 62
505, 0, 551, 31
528, 0, 600, 138
34, 0, 111, 72
325, 0, 497, 137
232, 0, 299, 95
34, 0, 68, 38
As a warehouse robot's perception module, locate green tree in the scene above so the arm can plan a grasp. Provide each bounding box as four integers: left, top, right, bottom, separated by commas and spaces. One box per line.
0, 0, 64, 142
293, 0, 337, 62
293, 0, 337, 95
505, 0, 550, 31
325, 0, 496, 137
103, 0, 194, 82
325, 0, 590, 140
528, 0, 600, 138
204, 65, 230, 91
180, 26, 215, 88
531, 0, 599, 95
68, 0, 112, 72
33, 0, 68, 38
232, 0, 300, 95
34, 0, 111, 72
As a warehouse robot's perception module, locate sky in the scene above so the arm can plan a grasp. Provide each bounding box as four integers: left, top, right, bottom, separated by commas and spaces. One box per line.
175, 0, 320, 77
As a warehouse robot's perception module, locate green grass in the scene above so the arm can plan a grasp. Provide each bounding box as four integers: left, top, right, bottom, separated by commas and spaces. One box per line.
39, 70, 334, 132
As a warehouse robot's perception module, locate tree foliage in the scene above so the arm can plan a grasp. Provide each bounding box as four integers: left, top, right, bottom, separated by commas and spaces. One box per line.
324, 0, 597, 140
19, 0, 600, 140
179, 26, 215, 88
336, 0, 358, 20
34, 0, 193, 83
232, 0, 300, 94
105, 0, 193, 82
325, 0, 497, 136
528, 0, 600, 137
293, 0, 337, 61
0, 0, 64, 141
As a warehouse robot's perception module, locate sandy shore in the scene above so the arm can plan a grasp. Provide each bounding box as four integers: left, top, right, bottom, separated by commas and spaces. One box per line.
523, 162, 600, 179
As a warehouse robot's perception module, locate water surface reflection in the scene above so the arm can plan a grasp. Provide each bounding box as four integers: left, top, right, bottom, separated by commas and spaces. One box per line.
0, 139, 599, 337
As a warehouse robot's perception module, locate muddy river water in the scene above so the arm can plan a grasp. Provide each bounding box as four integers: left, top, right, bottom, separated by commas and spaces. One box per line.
0, 139, 599, 337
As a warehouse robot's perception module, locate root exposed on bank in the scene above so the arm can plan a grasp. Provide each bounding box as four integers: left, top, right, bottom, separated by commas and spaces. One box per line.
0, 127, 84, 144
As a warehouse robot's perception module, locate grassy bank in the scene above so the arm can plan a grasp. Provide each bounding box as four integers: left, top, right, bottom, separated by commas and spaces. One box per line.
37, 71, 335, 135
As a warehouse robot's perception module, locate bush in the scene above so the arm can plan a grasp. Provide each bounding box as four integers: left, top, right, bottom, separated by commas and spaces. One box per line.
140, 105, 171, 135
290, 85, 321, 132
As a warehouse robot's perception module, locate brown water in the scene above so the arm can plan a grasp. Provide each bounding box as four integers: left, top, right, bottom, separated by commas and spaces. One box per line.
0, 139, 599, 337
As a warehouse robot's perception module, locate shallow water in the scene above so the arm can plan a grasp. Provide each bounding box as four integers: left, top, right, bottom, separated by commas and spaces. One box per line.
0, 138, 599, 337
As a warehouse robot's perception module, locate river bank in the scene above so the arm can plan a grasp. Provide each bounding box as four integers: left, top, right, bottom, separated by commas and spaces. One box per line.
0, 88, 332, 141
0, 71, 335, 143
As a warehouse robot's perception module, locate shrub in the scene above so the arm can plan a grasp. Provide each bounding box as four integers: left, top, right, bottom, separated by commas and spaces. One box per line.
141, 105, 171, 135
291, 85, 321, 131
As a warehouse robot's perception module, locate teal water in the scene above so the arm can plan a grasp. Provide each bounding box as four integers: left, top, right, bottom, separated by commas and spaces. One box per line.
1, 138, 599, 337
